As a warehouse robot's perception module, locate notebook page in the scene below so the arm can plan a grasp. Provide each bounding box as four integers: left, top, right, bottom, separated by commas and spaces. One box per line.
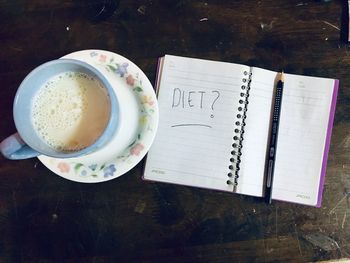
144, 55, 250, 191
236, 67, 275, 197
271, 74, 335, 206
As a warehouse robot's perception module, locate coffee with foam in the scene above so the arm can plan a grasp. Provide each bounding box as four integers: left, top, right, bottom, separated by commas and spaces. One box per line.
32, 71, 111, 152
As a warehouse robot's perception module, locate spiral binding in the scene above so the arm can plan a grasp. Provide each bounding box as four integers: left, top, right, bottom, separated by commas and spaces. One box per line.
227, 69, 252, 192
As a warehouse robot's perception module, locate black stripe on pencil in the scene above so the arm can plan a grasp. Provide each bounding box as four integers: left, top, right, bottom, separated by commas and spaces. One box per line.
266, 71, 284, 204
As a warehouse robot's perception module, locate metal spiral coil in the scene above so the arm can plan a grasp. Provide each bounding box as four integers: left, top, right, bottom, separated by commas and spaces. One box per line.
227, 69, 252, 191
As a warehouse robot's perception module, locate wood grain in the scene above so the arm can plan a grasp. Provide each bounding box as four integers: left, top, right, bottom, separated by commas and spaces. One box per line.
0, 0, 349, 262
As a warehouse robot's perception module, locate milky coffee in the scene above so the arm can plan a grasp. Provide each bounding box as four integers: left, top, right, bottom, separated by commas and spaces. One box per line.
32, 71, 111, 152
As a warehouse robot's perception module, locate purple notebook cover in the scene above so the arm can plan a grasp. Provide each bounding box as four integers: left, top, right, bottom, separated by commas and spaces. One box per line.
316, 79, 339, 207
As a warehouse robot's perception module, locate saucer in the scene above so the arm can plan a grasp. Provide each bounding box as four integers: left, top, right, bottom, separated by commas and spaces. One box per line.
38, 50, 159, 183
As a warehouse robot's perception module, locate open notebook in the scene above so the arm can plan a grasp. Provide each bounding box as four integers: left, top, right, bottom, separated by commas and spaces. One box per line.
143, 55, 338, 207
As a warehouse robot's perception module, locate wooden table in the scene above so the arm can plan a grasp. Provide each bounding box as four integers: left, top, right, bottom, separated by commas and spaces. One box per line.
0, 0, 349, 262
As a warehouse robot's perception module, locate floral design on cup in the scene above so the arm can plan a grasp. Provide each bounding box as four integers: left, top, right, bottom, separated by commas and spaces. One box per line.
58, 162, 70, 173
97, 52, 156, 158
52, 51, 157, 180
99, 54, 107, 63
141, 95, 155, 106
105, 61, 129, 77
126, 74, 135, 86
103, 164, 117, 177
71, 162, 117, 178
130, 143, 144, 156
89, 164, 98, 171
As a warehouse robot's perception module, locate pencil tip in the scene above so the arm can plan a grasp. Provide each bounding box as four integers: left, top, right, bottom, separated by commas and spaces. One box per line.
279, 71, 285, 82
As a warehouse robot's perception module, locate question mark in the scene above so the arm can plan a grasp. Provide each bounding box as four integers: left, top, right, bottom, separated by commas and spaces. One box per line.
210, 90, 220, 118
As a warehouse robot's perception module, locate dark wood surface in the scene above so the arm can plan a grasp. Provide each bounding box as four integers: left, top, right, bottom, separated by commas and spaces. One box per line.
0, 0, 349, 262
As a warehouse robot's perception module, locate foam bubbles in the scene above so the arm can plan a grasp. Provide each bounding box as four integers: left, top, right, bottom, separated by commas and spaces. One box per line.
32, 71, 111, 152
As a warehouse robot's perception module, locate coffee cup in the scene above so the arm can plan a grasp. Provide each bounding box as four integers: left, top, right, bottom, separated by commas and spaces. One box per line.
0, 59, 120, 160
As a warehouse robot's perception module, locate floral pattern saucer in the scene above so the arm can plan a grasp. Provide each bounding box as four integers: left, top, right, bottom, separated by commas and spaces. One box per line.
38, 50, 159, 183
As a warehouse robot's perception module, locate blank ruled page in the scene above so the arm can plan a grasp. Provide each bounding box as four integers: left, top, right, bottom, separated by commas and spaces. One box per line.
236, 68, 276, 196
271, 74, 335, 206
144, 55, 250, 192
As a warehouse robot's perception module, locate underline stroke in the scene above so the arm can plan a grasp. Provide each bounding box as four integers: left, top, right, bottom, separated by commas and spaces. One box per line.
171, 124, 212, 128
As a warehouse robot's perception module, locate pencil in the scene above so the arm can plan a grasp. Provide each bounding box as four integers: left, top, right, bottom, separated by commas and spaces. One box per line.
266, 71, 285, 204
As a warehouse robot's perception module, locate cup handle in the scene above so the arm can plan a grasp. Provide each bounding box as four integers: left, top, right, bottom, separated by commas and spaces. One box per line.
0, 133, 39, 160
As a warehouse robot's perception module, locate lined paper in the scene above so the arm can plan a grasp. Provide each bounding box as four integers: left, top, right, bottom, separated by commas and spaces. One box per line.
236, 68, 276, 196
144, 54, 337, 205
144, 55, 250, 191
271, 74, 335, 206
